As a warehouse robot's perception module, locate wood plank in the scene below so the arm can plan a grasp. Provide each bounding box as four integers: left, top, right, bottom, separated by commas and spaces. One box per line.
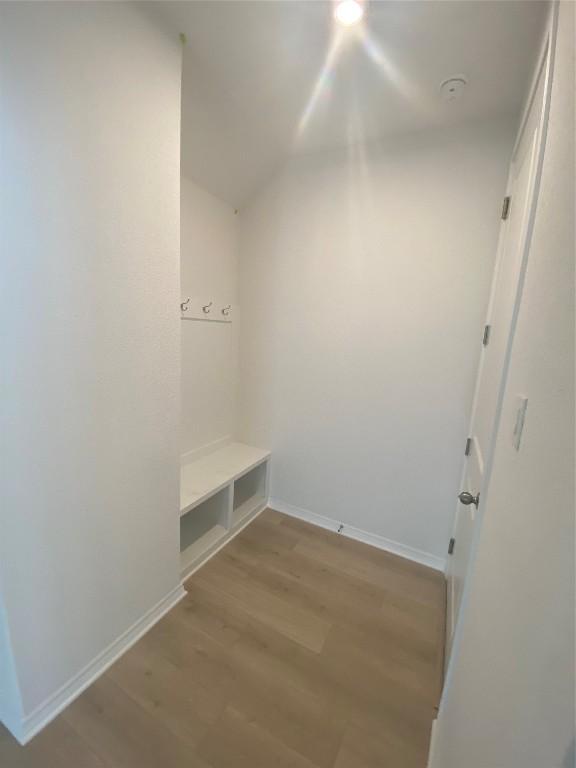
196, 706, 319, 768
293, 529, 442, 607
227, 614, 432, 748
138, 607, 238, 698
277, 513, 440, 580
225, 675, 343, 768
194, 555, 332, 653
0, 720, 106, 768
63, 676, 209, 768
219, 536, 439, 666
334, 722, 427, 768
105, 640, 222, 743
4, 508, 445, 768
180, 584, 345, 767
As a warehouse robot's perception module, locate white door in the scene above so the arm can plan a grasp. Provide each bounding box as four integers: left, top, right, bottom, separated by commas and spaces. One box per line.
446, 58, 547, 650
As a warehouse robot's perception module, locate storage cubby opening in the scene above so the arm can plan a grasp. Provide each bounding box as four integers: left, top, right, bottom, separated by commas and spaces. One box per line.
180, 487, 229, 573
232, 462, 267, 526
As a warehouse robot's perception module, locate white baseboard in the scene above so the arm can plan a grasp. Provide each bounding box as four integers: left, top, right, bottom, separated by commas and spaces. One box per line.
427, 717, 440, 768
14, 583, 186, 745
269, 498, 446, 572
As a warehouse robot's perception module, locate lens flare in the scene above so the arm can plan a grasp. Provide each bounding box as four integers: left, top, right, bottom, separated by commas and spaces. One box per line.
335, 0, 364, 27
295, 29, 345, 139
295, 6, 431, 147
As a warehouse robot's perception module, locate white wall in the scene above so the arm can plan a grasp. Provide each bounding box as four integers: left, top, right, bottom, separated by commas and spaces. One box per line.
431, 4, 575, 766
238, 121, 514, 561
180, 177, 238, 457
239, 124, 511, 557
0, 1, 182, 738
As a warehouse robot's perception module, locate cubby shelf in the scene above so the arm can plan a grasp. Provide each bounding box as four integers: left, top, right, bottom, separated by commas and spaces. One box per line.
180, 524, 227, 575
179, 442, 270, 579
232, 495, 266, 528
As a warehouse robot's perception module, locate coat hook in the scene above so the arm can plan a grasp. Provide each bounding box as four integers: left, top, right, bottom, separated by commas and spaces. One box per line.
202, 301, 213, 314
221, 305, 231, 316
180, 298, 190, 312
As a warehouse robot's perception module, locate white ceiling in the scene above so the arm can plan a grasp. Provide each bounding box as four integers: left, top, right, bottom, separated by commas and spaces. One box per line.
146, 1, 547, 206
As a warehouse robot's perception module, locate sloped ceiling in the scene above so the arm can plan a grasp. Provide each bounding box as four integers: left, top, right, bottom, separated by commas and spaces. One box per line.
146, 0, 547, 206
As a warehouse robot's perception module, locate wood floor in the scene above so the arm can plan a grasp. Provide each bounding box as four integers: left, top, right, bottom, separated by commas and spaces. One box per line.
0, 509, 446, 768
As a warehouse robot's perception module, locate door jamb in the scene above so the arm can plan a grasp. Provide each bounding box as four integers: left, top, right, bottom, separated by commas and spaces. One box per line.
441, 0, 559, 693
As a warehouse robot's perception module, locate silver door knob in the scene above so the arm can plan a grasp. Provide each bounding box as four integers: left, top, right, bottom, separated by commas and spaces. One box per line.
458, 491, 480, 508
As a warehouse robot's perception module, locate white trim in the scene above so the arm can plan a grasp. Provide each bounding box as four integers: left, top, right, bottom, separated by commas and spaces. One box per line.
0, 592, 24, 740
180, 435, 232, 465
510, 11, 552, 159
269, 499, 446, 572
13, 583, 186, 745
439, 0, 559, 734
427, 717, 440, 768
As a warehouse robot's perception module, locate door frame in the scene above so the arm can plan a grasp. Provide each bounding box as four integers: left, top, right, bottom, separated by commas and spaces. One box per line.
443, 1, 559, 674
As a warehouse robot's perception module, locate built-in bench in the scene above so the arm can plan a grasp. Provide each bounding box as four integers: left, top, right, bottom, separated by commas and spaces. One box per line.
179, 442, 270, 578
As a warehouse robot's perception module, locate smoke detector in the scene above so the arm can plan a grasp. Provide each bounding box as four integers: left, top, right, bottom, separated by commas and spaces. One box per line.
440, 77, 467, 101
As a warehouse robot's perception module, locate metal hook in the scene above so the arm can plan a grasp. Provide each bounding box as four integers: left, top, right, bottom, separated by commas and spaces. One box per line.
180, 298, 190, 312
221, 305, 231, 316
202, 301, 213, 314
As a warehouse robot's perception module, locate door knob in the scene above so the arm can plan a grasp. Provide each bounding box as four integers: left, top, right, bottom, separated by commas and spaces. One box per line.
458, 491, 480, 508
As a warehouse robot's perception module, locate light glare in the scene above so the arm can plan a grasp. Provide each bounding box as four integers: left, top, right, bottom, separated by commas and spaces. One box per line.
335, 0, 363, 27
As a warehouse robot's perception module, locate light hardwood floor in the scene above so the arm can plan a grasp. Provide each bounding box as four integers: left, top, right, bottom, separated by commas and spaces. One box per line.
0, 509, 446, 768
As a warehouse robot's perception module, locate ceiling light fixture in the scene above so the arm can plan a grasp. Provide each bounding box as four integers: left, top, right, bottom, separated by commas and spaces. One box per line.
335, 0, 364, 27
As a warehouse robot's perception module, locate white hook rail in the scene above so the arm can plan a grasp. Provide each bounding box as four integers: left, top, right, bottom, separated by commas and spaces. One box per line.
180, 297, 233, 323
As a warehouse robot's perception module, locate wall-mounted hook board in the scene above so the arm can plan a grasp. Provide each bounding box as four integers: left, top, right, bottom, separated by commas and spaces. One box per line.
181, 296, 233, 323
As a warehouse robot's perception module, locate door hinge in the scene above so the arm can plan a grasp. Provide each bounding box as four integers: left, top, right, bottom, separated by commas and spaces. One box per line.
483, 324, 491, 346
464, 437, 472, 456
448, 537, 455, 555
501, 195, 511, 220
